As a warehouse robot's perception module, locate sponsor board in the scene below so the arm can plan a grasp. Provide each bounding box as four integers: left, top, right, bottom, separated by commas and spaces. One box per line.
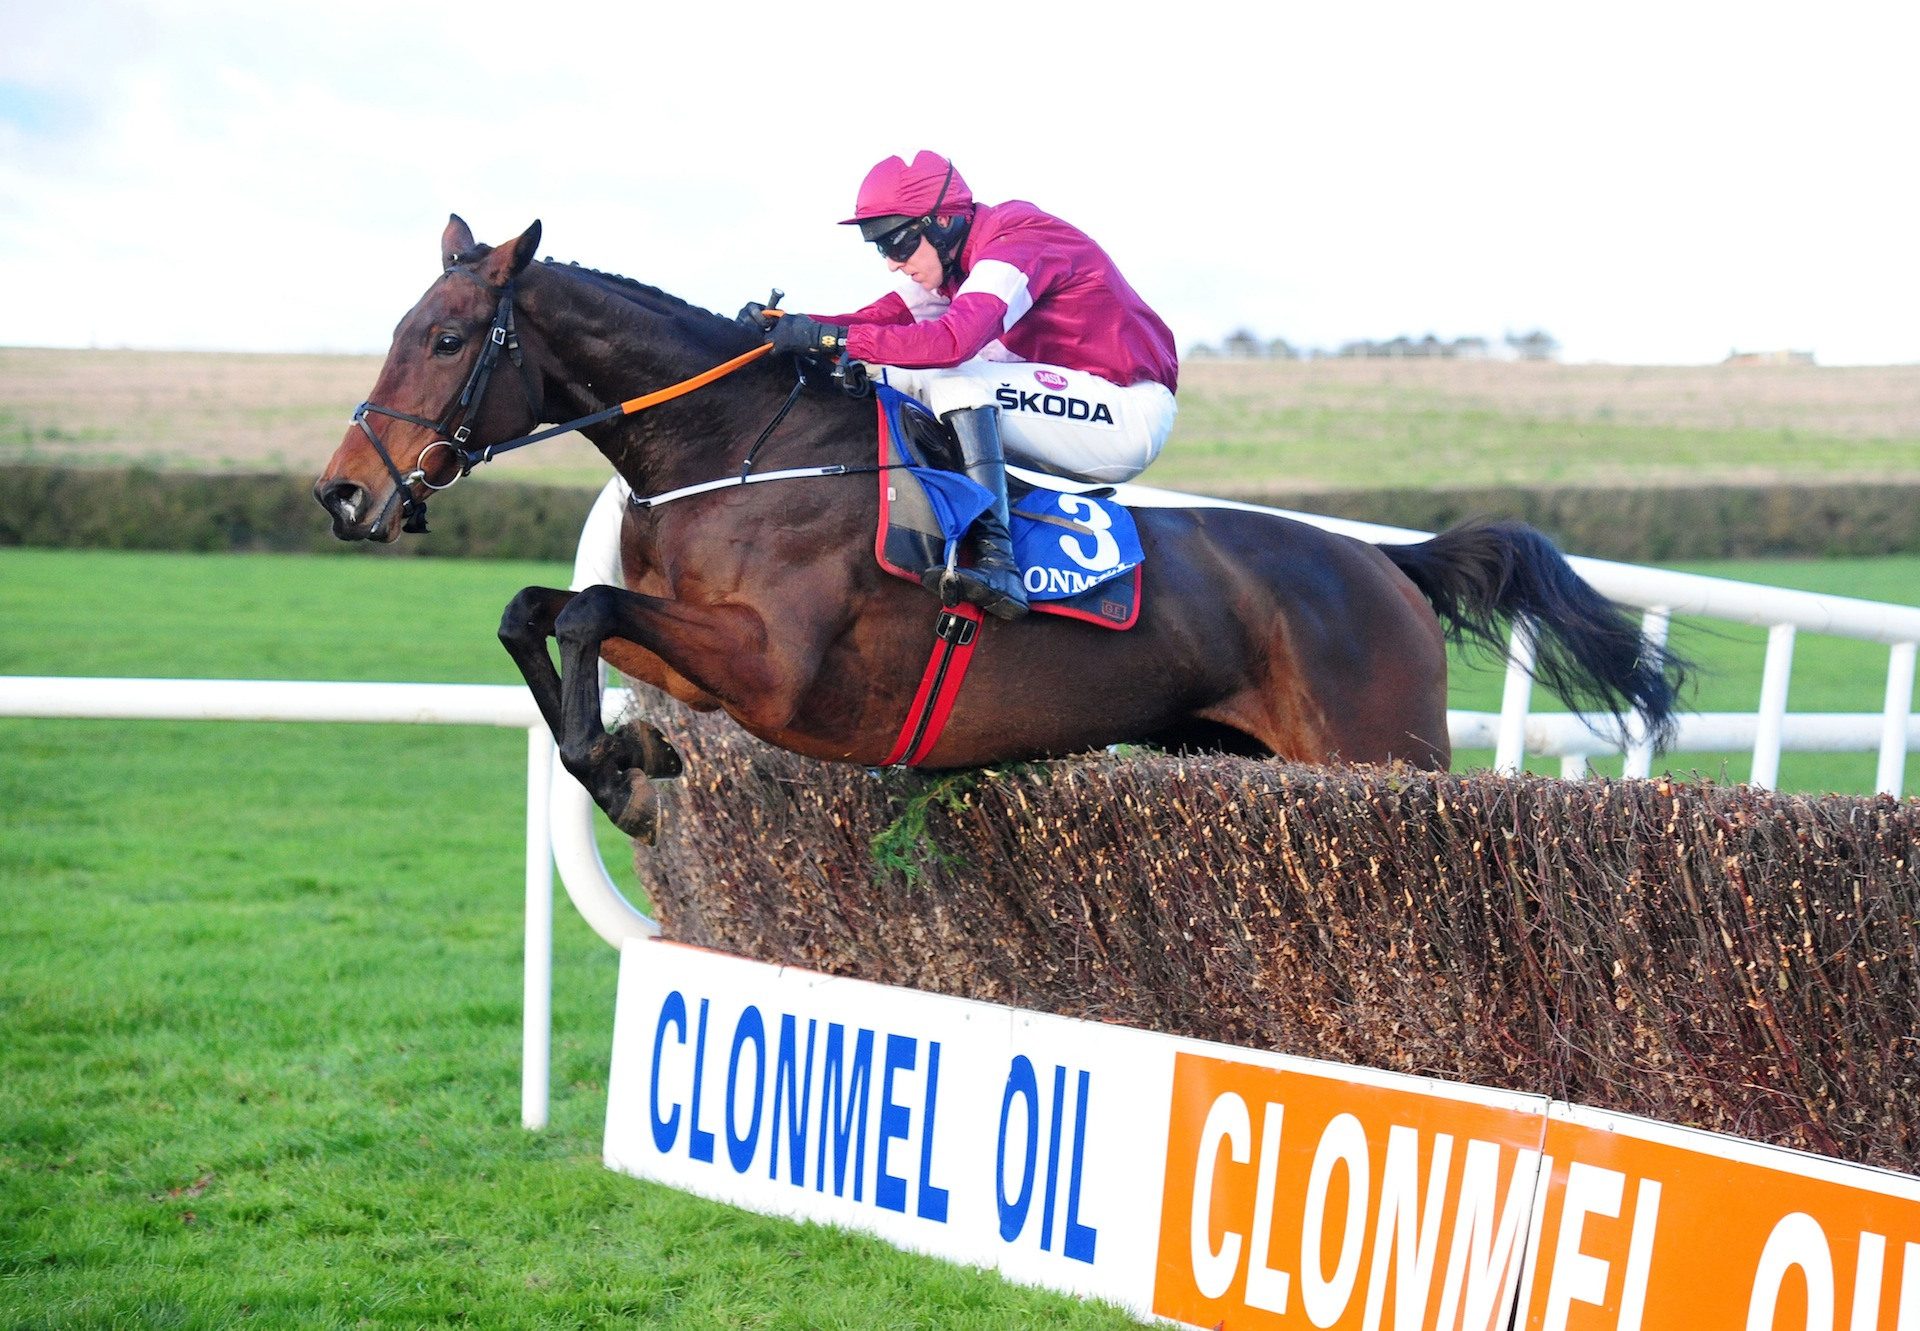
604, 940, 1920, 1327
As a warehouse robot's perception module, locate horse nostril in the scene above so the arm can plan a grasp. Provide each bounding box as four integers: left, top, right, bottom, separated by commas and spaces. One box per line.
316, 479, 366, 524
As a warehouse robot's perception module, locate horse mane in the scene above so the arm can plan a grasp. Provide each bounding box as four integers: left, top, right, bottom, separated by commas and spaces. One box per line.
537, 258, 754, 356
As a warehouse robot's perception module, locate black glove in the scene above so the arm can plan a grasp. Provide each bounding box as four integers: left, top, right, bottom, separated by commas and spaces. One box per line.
735, 301, 776, 335
771, 313, 850, 359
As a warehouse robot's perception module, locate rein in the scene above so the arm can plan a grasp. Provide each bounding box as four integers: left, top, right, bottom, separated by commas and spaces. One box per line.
353, 279, 782, 533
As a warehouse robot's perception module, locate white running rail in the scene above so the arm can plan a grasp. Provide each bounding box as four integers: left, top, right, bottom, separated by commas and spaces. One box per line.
1114, 483, 1920, 796
0, 671, 642, 1132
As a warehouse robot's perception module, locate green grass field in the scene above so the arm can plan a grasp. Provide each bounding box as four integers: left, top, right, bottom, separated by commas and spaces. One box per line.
2, 547, 1915, 1327
0, 551, 1149, 1329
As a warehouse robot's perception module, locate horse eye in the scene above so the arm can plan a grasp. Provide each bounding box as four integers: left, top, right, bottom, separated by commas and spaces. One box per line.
434, 331, 464, 355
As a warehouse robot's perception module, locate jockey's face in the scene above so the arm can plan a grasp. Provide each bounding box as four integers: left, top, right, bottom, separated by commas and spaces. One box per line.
888, 235, 943, 292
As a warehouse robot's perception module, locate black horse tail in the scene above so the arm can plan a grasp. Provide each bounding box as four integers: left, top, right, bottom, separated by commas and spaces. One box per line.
1380, 519, 1691, 751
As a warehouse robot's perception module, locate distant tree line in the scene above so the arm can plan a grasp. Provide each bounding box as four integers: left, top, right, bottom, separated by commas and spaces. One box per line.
1188, 329, 1560, 362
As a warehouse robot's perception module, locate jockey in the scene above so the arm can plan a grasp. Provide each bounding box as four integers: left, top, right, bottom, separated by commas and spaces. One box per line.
750, 150, 1179, 621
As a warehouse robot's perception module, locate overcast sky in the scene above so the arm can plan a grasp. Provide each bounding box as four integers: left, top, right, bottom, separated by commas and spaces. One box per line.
2, 1, 1915, 365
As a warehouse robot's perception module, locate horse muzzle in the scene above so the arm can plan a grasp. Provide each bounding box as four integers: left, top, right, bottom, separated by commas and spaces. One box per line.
314, 475, 404, 543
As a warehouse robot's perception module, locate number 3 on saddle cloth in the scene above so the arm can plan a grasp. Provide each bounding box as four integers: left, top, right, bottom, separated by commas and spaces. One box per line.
872, 382, 1144, 629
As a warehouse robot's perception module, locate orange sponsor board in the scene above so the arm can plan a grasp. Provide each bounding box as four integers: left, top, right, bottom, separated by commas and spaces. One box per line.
1154, 1051, 1551, 1329
1151, 1053, 1920, 1330
1516, 1108, 1920, 1331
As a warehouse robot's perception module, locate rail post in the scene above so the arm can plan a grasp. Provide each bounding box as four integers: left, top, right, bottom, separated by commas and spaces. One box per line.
1879, 641, 1917, 797
1494, 618, 1537, 776
1752, 623, 1797, 789
522, 726, 555, 1130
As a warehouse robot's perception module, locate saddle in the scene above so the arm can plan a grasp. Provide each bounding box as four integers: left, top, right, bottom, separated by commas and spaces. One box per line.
871, 383, 1143, 630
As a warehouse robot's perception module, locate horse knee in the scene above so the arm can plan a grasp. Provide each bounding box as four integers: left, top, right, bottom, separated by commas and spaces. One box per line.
499, 586, 570, 649
552, 583, 624, 650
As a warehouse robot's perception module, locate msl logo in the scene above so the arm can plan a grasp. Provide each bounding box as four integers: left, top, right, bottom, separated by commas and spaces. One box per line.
995, 384, 1117, 427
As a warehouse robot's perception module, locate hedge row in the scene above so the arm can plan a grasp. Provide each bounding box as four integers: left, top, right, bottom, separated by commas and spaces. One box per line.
630, 705, 1919, 1171
4, 465, 1919, 562
0, 465, 598, 562
1273, 481, 1920, 562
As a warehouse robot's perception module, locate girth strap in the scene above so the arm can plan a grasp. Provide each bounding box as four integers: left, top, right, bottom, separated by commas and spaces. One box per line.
881, 603, 986, 767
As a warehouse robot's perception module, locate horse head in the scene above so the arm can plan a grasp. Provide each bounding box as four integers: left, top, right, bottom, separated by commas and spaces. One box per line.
314, 215, 547, 541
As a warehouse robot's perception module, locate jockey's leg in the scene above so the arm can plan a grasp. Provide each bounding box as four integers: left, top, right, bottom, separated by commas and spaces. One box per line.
874, 359, 1177, 484
875, 367, 1027, 618
933, 405, 1028, 620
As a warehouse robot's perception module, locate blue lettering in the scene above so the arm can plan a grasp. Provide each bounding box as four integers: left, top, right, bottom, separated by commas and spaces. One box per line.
997, 1056, 1039, 1241
917, 1041, 949, 1223
650, 990, 686, 1153
1041, 1064, 1066, 1250
725, 1005, 766, 1174
1064, 1068, 1098, 1263
1067, 397, 1090, 421
1017, 390, 1042, 411
769, 1013, 816, 1187
1092, 403, 1114, 425
1041, 394, 1066, 417
816, 1024, 874, 1199
876, 1034, 915, 1213
995, 386, 1019, 411
687, 998, 716, 1163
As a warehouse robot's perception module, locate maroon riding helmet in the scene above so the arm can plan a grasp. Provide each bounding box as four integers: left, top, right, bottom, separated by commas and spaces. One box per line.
841, 150, 975, 274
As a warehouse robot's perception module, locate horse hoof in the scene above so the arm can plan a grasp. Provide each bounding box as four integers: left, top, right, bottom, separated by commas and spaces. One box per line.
612, 719, 684, 779
606, 770, 660, 844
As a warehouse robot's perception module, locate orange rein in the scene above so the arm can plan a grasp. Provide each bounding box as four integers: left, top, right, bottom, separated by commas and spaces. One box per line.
615, 340, 777, 417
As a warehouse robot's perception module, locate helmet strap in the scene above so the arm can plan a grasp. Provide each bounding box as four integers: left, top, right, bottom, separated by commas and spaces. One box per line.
917, 161, 966, 279
926, 210, 971, 280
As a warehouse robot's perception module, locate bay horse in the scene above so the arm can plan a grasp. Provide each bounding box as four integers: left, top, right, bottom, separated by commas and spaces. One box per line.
315, 217, 1686, 840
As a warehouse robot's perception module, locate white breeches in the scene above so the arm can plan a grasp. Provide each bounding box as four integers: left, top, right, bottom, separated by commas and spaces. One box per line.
870, 358, 1177, 484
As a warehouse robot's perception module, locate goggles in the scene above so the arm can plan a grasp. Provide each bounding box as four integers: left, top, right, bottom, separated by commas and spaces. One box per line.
874, 218, 929, 263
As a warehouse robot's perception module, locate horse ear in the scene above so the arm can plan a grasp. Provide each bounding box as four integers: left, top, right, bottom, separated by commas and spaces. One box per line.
442, 214, 477, 270
475, 220, 542, 287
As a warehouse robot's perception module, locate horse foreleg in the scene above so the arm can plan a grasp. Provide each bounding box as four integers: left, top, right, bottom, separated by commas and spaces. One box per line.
499, 586, 575, 739
550, 582, 787, 840
500, 585, 684, 841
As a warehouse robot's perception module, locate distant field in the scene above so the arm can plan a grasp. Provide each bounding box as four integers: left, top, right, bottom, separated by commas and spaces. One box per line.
5, 346, 1917, 494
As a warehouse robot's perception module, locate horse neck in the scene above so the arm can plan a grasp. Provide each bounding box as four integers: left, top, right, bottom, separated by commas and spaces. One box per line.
518, 264, 844, 494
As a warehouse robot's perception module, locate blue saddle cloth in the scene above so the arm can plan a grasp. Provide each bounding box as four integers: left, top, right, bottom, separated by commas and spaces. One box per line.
872, 382, 1143, 628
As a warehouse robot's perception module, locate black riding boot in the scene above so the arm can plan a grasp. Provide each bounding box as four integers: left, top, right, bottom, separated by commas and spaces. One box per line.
923, 406, 1029, 620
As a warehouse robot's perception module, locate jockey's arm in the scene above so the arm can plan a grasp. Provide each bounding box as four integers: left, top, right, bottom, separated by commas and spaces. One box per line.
806, 291, 915, 327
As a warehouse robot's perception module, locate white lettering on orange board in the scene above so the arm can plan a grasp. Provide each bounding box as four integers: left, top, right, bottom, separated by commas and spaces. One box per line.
1748, 1218, 1920, 1331
1155, 1057, 1552, 1330
1537, 1164, 1661, 1331
1301, 1111, 1372, 1323
1748, 1212, 1836, 1331
1189, 1091, 1250, 1300
1245, 1103, 1291, 1313
1362, 1125, 1455, 1330
1435, 1138, 1540, 1330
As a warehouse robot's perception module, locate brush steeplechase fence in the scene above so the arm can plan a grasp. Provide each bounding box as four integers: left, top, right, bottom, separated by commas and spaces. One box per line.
4, 480, 1916, 1327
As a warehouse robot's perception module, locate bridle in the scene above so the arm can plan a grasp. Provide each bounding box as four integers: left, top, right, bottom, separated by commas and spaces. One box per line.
347, 272, 840, 535
351, 278, 543, 534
